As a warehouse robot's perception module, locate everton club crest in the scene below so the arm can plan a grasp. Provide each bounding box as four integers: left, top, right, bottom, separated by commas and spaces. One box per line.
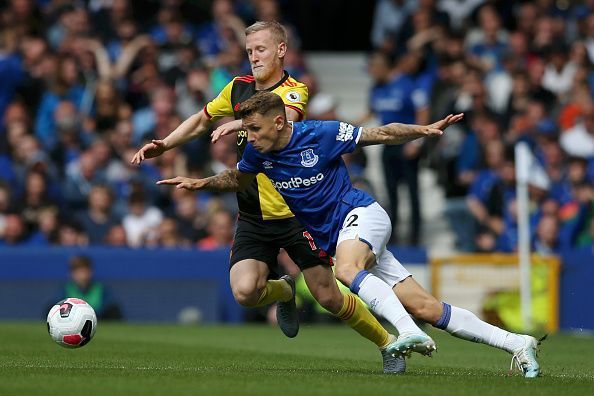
300, 149, 319, 167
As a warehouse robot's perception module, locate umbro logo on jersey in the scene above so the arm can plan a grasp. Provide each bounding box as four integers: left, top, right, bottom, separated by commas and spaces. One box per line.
300, 149, 319, 167
263, 161, 273, 169
234, 102, 241, 111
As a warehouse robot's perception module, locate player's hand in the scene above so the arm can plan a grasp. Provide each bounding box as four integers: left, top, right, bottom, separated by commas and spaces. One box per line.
211, 119, 242, 143
156, 176, 203, 190
131, 140, 167, 164
426, 113, 464, 136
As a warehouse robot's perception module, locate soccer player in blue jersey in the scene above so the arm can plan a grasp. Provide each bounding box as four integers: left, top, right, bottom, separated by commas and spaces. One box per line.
158, 92, 543, 378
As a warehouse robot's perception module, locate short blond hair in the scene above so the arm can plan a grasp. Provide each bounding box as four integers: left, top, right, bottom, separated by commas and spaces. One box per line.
245, 21, 287, 45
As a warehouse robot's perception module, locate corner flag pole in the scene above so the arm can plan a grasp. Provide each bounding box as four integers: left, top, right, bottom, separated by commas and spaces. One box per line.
515, 142, 532, 330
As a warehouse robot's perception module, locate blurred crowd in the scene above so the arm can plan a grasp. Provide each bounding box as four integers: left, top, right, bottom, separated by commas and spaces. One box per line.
368, 0, 594, 253
1, 0, 594, 255
0, 0, 311, 249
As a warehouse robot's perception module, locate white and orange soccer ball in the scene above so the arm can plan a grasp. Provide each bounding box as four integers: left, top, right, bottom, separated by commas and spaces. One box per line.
47, 298, 97, 348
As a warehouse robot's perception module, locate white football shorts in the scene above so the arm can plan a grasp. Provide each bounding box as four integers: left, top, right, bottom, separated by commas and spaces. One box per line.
336, 202, 412, 287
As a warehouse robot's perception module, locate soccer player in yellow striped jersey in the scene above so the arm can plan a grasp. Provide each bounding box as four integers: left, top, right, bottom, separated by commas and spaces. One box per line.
132, 21, 404, 373
205, 71, 307, 221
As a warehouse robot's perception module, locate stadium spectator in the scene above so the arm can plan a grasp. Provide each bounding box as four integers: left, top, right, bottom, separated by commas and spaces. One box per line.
132, 84, 177, 144
77, 185, 119, 244
104, 224, 128, 247
56, 219, 89, 247
170, 189, 207, 243
28, 205, 59, 245
48, 100, 86, 169
122, 189, 163, 247
63, 150, 105, 210
0, 213, 28, 246
11, 134, 60, 193
370, 0, 415, 52
176, 66, 212, 120
46, 6, 92, 50
560, 108, 594, 158
210, 40, 251, 94
542, 43, 576, 99
196, 0, 244, 62
54, 255, 123, 320
533, 214, 560, 255
465, 4, 508, 76
197, 209, 234, 250
147, 217, 190, 248
105, 16, 139, 63
557, 82, 593, 132
470, 149, 515, 253
0, 29, 25, 119
18, 169, 58, 231
34, 55, 84, 151
91, 80, 124, 133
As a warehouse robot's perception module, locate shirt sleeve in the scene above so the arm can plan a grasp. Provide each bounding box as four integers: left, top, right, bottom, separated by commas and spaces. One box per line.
276, 82, 308, 120
203, 79, 235, 121
236, 144, 262, 174
316, 121, 362, 160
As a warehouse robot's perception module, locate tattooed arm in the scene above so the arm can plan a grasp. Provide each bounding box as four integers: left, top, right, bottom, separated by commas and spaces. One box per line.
358, 113, 464, 146
156, 169, 256, 192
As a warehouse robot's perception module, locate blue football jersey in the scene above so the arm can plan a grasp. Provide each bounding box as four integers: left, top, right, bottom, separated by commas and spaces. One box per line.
369, 73, 427, 125
237, 120, 375, 255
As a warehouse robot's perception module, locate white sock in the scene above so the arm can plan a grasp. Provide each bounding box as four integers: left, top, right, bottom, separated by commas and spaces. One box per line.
355, 273, 422, 335
444, 305, 524, 353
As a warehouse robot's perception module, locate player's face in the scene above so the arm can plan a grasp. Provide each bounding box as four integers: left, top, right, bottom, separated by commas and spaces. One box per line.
243, 113, 283, 153
246, 29, 285, 81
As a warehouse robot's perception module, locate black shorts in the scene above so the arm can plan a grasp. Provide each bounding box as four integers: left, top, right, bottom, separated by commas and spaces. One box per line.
230, 216, 332, 271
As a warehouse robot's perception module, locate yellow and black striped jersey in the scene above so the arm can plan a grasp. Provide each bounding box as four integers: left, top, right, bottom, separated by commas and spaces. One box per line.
203, 71, 309, 221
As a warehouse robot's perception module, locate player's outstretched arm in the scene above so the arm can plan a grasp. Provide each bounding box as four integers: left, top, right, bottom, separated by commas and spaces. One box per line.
131, 111, 212, 164
358, 113, 463, 146
156, 169, 255, 192
210, 107, 302, 144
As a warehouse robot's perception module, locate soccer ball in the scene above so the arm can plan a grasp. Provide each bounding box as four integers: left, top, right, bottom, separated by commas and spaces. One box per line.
47, 298, 97, 348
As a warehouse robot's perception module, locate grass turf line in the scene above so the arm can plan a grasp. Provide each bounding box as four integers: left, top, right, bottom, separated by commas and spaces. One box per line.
0, 323, 592, 396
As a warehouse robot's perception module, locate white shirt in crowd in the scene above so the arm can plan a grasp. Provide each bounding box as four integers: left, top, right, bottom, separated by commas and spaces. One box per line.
123, 206, 163, 247
560, 122, 594, 158
542, 62, 577, 97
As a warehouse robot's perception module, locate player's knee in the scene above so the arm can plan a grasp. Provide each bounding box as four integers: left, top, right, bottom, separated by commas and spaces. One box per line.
408, 296, 442, 323
231, 283, 261, 307
334, 263, 359, 286
311, 288, 342, 314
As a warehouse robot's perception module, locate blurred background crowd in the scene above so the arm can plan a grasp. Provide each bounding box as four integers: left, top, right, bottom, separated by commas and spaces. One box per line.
0, 0, 593, 255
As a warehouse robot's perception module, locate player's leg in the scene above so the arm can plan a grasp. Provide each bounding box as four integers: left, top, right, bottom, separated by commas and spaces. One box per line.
282, 221, 405, 373
393, 275, 542, 377
333, 203, 435, 356
300, 264, 389, 346
230, 218, 298, 337
230, 259, 284, 307
300, 265, 405, 374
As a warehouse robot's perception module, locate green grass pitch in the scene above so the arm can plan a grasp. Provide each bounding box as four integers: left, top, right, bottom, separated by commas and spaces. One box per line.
0, 323, 593, 396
